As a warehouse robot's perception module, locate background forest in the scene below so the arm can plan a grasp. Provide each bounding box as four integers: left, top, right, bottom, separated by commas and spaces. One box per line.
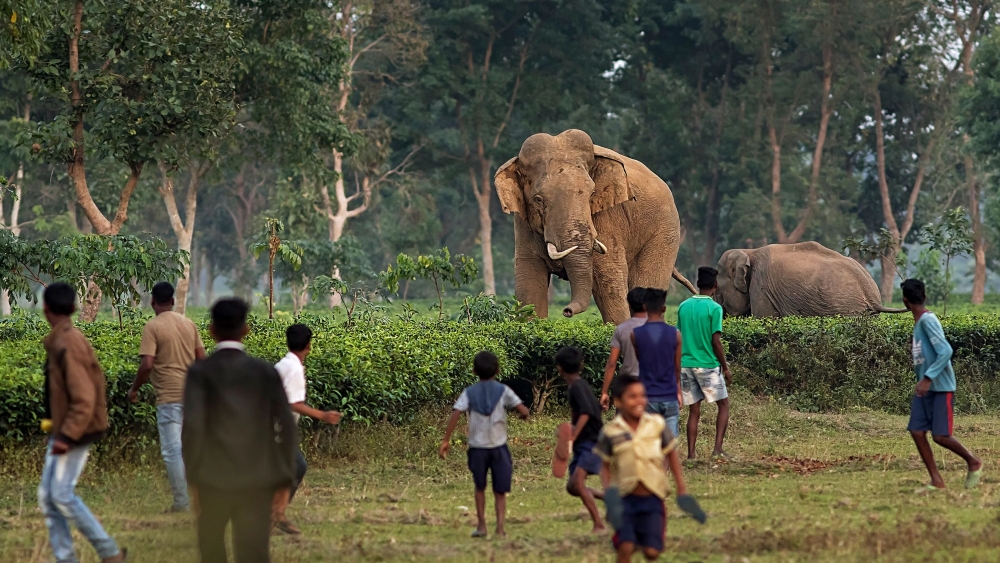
4, 0, 1000, 314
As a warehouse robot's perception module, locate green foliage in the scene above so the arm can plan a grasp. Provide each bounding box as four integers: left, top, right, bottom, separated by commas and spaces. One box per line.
381, 248, 478, 320
0, 0, 51, 68
917, 207, 975, 315
250, 217, 302, 319
4, 312, 1000, 443
0, 231, 187, 314
455, 294, 535, 324
906, 248, 950, 305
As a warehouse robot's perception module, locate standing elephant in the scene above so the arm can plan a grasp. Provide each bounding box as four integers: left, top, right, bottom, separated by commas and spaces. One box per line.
494, 129, 695, 325
715, 242, 908, 317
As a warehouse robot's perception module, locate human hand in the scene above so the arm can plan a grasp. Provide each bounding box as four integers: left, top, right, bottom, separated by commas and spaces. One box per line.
915, 377, 931, 397
127, 388, 139, 404
722, 367, 733, 386
438, 440, 450, 459
51, 439, 69, 455
325, 410, 342, 425
600, 393, 610, 411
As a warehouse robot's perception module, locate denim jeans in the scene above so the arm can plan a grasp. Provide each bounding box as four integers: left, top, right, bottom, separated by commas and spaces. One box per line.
38, 440, 121, 562
157, 403, 190, 510
647, 400, 681, 439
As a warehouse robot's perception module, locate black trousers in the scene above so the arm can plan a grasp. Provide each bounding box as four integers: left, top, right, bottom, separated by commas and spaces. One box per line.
197, 486, 274, 563
289, 449, 308, 502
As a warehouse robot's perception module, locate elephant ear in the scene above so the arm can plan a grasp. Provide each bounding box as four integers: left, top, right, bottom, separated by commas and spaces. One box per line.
494, 156, 524, 216
590, 146, 633, 215
733, 250, 751, 293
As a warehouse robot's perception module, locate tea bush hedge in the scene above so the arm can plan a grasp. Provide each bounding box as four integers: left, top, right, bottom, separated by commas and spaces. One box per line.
2, 312, 1000, 443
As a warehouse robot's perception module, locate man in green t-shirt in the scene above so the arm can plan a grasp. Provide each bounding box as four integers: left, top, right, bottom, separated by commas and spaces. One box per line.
676, 267, 732, 460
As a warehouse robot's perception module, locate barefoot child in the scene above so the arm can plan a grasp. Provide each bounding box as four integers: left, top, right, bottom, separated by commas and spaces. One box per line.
595, 374, 693, 562
557, 346, 607, 534
440, 351, 530, 538
902, 279, 983, 490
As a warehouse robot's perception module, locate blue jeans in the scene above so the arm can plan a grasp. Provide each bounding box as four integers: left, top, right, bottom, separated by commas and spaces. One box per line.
38, 440, 121, 562
647, 400, 680, 439
157, 403, 190, 510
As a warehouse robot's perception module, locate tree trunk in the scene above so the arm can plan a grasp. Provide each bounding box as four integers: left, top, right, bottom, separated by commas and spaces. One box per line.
205, 255, 215, 306
473, 141, 496, 295
967, 154, 986, 304
159, 161, 205, 315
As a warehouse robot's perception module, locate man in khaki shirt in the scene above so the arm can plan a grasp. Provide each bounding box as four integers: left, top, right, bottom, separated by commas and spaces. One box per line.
128, 282, 205, 511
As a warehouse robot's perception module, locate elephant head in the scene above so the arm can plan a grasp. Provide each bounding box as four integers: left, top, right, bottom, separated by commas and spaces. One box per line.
716, 249, 752, 317
494, 129, 631, 317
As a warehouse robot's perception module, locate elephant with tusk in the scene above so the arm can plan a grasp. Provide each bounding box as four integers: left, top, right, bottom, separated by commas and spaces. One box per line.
495, 129, 696, 325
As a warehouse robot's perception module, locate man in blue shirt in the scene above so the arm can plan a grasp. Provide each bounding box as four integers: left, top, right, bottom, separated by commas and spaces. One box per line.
903, 279, 982, 490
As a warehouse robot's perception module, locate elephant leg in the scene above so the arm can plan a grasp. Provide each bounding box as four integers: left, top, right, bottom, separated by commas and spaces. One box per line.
628, 230, 678, 292
513, 216, 551, 318
592, 244, 629, 324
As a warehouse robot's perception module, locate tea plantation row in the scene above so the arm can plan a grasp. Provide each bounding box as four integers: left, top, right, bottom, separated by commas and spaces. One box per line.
2, 313, 1000, 442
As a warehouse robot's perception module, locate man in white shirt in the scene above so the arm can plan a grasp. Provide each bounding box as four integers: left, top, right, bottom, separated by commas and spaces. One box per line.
272, 324, 341, 535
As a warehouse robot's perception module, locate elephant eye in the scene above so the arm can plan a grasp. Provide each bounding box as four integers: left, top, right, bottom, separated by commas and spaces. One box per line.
533, 194, 543, 204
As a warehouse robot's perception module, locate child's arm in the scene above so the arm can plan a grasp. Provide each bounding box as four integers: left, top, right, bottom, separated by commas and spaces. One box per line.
665, 449, 688, 496
514, 403, 531, 421
600, 460, 611, 489
438, 409, 463, 458
601, 347, 622, 410
291, 402, 341, 425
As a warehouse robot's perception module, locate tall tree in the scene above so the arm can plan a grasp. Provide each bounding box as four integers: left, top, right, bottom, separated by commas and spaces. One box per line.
24, 0, 243, 319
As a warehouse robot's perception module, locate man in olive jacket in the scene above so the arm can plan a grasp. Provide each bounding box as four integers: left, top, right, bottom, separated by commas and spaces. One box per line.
39, 282, 126, 563
183, 298, 297, 563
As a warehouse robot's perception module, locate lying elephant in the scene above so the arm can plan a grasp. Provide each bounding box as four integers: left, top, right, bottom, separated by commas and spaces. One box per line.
715, 242, 908, 317
494, 129, 695, 325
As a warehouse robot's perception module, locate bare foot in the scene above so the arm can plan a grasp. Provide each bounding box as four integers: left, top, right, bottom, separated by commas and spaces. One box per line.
590, 525, 608, 535
495, 529, 506, 539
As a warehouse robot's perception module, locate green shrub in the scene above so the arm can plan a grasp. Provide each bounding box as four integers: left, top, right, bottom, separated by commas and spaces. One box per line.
3, 312, 1000, 443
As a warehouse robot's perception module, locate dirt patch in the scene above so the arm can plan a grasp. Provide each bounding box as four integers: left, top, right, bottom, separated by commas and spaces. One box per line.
758, 454, 899, 475
361, 508, 443, 526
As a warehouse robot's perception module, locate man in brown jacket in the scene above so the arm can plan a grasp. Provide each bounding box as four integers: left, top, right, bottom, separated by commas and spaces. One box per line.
38, 282, 126, 563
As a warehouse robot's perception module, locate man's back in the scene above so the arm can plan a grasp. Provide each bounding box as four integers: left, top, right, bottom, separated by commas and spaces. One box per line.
182, 348, 296, 491
632, 322, 678, 402
677, 296, 723, 368
140, 311, 202, 404
611, 316, 646, 376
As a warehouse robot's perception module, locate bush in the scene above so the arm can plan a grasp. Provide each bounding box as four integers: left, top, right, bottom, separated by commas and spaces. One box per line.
3, 312, 1000, 443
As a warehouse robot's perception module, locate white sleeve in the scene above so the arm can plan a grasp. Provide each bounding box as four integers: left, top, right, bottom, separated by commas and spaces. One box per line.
453, 390, 469, 412
503, 386, 523, 409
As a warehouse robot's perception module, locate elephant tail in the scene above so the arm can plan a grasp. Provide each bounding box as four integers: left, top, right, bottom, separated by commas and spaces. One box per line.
874, 305, 909, 314
672, 268, 698, 294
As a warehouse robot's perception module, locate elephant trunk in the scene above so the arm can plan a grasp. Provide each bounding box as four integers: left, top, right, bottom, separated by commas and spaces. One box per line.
559, 237, 594, 318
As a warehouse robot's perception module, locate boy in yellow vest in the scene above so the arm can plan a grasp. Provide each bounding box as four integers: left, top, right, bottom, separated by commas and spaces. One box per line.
594, 374, 704, 562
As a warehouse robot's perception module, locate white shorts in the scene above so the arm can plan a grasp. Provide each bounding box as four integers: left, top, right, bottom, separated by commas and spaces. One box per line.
680, 367, 728, 406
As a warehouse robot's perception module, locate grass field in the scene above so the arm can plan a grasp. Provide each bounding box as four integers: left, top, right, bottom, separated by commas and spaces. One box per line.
3, 388, 1000, 562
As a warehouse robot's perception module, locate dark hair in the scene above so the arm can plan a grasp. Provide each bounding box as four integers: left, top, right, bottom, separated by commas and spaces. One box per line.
473, 350, 500, 379
643, 288, 667, 313
901, 278, 926, 305
554, 346, 584, 373
44, 282, 76, 316
697, 266, 719, 289
151, 281, 175, 305
626, 287, 648, 315
286, 324, 312, 352
612, 373, 643, 399
210, 298, 249, 340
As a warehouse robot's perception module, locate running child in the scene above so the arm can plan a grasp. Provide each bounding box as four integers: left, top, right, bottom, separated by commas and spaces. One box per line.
557, 346, 607, 534
594, 374, 691, 562
630, 288, 682, 437
440, 351, 530, 538
273, 324, 342, 534
902, 279, 983, 490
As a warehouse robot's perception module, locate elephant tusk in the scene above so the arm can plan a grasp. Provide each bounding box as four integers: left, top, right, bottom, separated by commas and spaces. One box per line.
593, 239, 607, 254
547, 243, 579, 260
